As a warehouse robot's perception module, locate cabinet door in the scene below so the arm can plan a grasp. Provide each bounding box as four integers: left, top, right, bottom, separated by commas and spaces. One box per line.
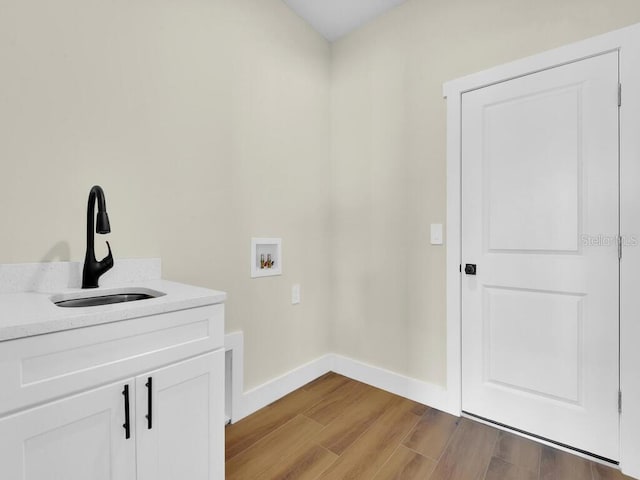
136, 350, 224, 480
0, 381, 136, 480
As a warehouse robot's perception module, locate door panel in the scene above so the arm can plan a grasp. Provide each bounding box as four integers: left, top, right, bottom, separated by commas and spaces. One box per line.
462, 51, 619, 460
484, 287, 582, 403
136, 350, 224, 480
485, 84, 581, 253
0, 381, 135, 480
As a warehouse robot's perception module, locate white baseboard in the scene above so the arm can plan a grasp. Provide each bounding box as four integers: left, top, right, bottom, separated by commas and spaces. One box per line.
224, 333, 457, 422
235, 353, 334, 422
332, 354, 455, 415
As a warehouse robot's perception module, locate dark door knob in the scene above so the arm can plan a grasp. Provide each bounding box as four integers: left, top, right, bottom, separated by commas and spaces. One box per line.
465, 264, 477, 275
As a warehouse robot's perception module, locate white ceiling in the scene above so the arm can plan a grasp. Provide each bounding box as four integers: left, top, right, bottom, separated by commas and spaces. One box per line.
282, 0, 408, 42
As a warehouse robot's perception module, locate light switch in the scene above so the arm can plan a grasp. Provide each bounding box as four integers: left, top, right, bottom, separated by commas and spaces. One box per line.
430, 224, 443, 245
292, 284, 301, 305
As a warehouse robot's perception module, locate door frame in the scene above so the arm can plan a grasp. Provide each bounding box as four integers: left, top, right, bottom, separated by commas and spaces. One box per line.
443, 22, 640, 477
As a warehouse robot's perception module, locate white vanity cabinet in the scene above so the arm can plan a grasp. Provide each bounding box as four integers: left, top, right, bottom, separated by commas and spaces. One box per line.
135, 350, 224, 480
0, 302, 225, 480
0, 380, 136, 480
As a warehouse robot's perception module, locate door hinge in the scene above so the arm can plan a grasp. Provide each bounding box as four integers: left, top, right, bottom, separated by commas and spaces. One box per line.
618, 390, 622, 414
618, 83, 622, 107
618, 235, 623, 261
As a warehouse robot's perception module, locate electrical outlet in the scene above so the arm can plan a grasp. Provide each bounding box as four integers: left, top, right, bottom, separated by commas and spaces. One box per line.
292, 284, 301, 305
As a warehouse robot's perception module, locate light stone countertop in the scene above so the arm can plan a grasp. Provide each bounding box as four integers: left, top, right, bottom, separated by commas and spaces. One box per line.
0, 260, 226, 342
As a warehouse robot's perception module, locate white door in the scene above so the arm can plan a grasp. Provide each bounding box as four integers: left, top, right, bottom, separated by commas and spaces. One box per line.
461, 51, 619, 460
0, 381, 136, 480
136, 350, 225, 480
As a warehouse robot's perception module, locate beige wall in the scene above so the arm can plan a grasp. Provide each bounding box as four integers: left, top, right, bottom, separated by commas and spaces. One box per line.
4, 0, 640, 394
0, 0, 331, 390
330, 0, 640, 387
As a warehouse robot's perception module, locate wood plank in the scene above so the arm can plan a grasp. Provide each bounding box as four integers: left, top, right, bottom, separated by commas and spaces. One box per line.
226, 415, 324, 480
484, 457, 538, 480
225, 388, 319, 460
302, 372, 352, 398
592, 463, 635, 480
318, 396, 423, 479
372, 445, 436, 480
315, 387, 397, 455
410, 402, 430, 417
256, 441, 338, 480
403, 407, 460, 460
539, 446, 593, 480
302, 371, 335, 390
303, 379, 374, 426
493, 432, 541, 473
226, 377, 626, 480
227, 374, 348, 461
429, 418, 500, 480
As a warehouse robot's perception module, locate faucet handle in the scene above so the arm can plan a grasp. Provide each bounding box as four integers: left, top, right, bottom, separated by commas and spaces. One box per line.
100, 241, 114, 271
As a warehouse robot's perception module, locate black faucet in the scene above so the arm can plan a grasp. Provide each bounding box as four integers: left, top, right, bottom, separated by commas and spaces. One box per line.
82, 185, 114, 288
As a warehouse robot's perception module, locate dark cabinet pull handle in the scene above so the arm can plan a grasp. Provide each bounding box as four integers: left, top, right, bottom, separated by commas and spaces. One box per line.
122, 384, 131, 439
145, 377, 153, 430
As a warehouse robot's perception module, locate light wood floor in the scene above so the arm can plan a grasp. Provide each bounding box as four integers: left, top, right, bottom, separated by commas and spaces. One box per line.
225, 372, 631, 480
